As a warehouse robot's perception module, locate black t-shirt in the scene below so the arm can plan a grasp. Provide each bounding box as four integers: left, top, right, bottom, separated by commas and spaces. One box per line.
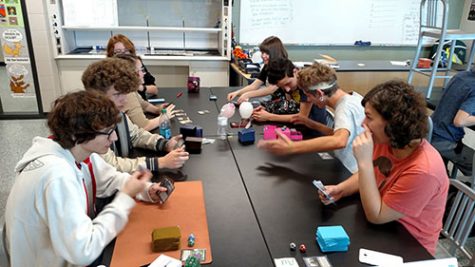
256, 65, 269, 84
138, 58, 156, 100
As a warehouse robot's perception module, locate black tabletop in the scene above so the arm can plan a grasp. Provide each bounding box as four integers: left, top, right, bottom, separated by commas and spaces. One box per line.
227, 136, 432, 266
106, 87, 433, 266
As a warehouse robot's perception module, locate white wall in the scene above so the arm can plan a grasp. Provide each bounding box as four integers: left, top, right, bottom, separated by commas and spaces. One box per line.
25, 0, 63, 112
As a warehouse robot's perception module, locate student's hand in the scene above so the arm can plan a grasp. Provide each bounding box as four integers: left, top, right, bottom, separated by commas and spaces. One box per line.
148, 182, 168, 203
318, 184, 344, 205
122, 169, 153, 198
165, 135, 183, 152
257, 130, 294, 155
290, 114, 310, 127
164, 103, 176, 119
227, 91, 240, 101
252, 106, 271, 122
146, 85, 159, 96
159, 147, 189, 169
352, 124, 374, 167
237, 93, 250, 104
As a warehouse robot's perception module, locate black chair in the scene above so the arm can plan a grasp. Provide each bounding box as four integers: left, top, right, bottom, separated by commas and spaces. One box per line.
437, 179, 475, 265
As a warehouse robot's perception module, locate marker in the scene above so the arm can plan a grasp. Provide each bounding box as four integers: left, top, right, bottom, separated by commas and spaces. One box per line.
176, 92, 184, 98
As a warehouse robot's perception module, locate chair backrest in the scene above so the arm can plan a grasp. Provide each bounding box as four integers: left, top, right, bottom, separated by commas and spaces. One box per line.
426, 116, 433, 143
325, 108, 335, 129
420, 0, 448, 32
440, 179, 475, 265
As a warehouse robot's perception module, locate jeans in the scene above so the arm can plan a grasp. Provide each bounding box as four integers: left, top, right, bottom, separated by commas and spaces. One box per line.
431, 136, 473, 176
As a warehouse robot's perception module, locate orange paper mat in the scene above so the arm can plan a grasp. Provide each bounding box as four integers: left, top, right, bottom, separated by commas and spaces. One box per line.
110, 180, 212, 266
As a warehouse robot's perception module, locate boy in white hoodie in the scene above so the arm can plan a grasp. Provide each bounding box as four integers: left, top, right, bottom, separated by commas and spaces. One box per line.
5, 91, 167, 267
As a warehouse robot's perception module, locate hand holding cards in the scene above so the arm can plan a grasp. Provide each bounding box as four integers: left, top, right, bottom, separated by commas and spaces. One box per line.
157, 177, 175, 204
313, 180, 336, 205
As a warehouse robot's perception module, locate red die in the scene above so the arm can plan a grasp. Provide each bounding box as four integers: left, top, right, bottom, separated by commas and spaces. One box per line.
299, 244, 307, 253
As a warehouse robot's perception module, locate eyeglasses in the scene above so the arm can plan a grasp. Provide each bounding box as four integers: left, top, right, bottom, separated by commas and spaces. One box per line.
95, 125, 117, 138
113, 49, 130, 55
136, 66, 145, 73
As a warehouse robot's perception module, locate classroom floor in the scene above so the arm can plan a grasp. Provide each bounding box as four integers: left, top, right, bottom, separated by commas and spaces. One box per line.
0, 118, 474, 266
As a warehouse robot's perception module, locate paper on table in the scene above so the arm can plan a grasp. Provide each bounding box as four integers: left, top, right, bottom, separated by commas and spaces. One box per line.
274, 257, 299, 267
149, 254, 181, 267
390, 61, 409, 66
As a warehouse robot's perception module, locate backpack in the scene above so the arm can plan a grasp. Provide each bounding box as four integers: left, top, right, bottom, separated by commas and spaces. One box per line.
430, 40, 467, 66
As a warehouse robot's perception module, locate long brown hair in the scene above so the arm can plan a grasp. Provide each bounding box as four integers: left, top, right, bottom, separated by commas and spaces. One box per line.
259, 36, 288, 62
106, 34, 137, 57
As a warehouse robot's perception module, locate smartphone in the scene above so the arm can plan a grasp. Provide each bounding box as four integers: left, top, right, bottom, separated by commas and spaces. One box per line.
312, 180, 335, 205
157, 177, 175, 204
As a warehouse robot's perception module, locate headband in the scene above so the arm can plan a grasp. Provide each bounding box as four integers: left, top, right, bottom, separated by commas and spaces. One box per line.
308, 81, 336, 91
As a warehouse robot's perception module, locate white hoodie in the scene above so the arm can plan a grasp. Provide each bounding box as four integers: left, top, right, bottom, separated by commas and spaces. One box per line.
5, 137, 153, 267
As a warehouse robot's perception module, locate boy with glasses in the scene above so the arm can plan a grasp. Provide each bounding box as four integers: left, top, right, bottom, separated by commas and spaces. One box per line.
5, 91, 168, 267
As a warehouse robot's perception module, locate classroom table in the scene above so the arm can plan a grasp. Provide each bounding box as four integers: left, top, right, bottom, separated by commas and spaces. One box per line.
104, 87, 434, 266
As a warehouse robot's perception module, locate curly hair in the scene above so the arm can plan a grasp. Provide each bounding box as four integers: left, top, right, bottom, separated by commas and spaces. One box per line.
297, 63, 338, 97
48, 91, 120, 149
267, 58, 295, 85
362, 80, 428, 149
82, 58, 140, 94
106, 34, 136, 57
259, 36, 288, 62
113, 53, 139, 65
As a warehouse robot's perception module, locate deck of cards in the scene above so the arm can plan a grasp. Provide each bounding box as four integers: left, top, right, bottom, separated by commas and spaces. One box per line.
312, 180, 335, 205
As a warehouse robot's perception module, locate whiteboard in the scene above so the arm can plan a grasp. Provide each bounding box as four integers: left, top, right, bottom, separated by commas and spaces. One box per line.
239, 0, 422, 46
62, 0, 118, 27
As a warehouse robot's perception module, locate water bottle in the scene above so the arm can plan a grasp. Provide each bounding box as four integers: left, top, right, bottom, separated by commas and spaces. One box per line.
217, 115, 228, 140
159, 109, 172, 140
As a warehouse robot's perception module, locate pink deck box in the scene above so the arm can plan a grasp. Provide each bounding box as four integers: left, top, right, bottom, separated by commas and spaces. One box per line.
263, 125, 302, 141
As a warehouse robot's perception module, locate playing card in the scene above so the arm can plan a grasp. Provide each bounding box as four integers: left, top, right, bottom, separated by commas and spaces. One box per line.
303, 256, 333, 267
180, 249, 206, 262
179, 119, 193, 124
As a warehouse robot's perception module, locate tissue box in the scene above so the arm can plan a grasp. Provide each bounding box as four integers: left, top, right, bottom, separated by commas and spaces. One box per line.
180, 124, 203, 138
316, 225, 350, 252
238, 128, 255, 145
151, 226, 181, 252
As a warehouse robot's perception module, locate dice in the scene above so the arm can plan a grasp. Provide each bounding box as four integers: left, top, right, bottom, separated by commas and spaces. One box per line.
289, 242, 297, 251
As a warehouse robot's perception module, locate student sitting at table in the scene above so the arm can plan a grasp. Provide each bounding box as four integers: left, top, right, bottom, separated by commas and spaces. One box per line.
319, 80, 449, 255
82, 58, 189, 173
431, 67, 475, 178
227, 36, 287, 104
106, 33, 158, 99
114, 53, 175, 131
251, 58, 328, 135
257, 60, 364, 174
4, 90, 168, 267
